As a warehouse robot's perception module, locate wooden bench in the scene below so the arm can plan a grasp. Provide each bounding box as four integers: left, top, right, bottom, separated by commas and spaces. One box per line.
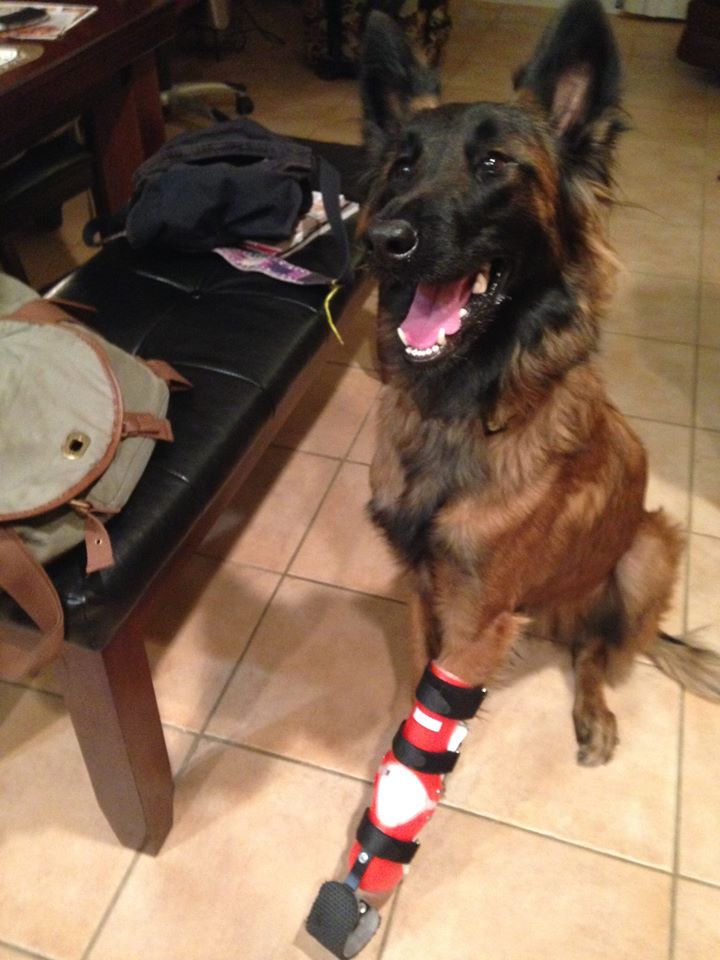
1, 140, 368, 853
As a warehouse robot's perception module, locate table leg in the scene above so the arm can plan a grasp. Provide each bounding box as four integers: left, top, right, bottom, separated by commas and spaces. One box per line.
58, 624, 174, 854
87, 53, 165, 218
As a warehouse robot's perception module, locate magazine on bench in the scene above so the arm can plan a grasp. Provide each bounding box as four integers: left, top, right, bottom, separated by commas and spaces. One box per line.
215, 191, 359, 286
0, 3, 96, 40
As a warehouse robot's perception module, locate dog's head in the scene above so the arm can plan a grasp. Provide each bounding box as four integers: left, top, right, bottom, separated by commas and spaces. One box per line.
360, 0, 625, 409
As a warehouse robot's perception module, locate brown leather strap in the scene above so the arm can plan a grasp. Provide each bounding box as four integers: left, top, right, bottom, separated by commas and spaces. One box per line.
82, 512, 115, 574
10, 298, 72, 325
122, 411, 174, 441
0, 527, 64, 680
70, 501, 117, 573
144, 359, 193, 391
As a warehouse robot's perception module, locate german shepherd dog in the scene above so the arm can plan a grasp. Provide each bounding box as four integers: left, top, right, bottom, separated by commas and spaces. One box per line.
360, 0, 720, 765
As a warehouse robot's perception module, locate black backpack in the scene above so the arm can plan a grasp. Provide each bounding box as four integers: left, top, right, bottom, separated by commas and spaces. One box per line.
86, 119, 353, 283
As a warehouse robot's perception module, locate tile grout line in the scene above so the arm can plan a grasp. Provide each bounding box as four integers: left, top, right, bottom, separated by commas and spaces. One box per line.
189, 340, 373, 742
439, 799, 681, 880
0, 939, 53, 960
80, 852, 143, 960
666, 90, 711, 960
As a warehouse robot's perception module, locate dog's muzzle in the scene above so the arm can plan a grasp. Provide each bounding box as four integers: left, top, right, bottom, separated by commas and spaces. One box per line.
365, 218, 419, 263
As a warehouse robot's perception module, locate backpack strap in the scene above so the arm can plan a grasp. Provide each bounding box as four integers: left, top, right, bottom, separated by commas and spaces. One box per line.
316, 156, 354, 287
144, 359, 193, 390
0, 528, 64, 680
122, 412, 174, 441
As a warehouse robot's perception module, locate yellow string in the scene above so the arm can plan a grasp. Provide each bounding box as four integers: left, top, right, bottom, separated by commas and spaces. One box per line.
323, 283, 344, 345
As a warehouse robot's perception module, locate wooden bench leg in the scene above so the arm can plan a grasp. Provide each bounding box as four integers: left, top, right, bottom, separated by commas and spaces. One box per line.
57, 623, 174, 854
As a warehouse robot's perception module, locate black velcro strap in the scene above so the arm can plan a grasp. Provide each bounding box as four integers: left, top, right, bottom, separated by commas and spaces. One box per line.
355, 810, 419, 865
416, 666, 487, 720
391, 725, 460, 774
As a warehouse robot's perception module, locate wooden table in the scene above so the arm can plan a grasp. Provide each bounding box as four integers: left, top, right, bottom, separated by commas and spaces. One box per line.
0, 0, 177, 215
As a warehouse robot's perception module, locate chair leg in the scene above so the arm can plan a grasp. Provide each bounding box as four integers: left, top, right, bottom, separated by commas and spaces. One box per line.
57, 622, 174, 854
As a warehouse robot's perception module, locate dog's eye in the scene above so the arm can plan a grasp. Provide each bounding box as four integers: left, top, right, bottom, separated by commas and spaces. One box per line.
391, 155, 416, 178
478, 152, 508, 176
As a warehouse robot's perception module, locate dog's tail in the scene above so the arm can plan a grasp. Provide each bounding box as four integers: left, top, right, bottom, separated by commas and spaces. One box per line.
648, 630, 720, 701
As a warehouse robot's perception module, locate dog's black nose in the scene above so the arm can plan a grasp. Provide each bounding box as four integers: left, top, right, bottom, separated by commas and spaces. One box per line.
366, 219, 418, 261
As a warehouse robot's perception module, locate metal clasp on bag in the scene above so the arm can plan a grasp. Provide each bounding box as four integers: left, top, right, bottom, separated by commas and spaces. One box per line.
62, 431, 91, 459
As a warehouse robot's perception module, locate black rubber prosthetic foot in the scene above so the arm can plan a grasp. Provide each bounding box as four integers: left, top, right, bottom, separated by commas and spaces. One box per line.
306, 881, 380, 958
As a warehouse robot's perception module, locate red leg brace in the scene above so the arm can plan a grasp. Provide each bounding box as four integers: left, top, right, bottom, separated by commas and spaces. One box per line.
346, 661, 487, 893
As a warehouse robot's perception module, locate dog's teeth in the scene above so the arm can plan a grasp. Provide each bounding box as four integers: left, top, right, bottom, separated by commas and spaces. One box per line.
397, 328, 408, 346
431, 344, 440, 353
459, 308, 468, 319
438, 327, 446, 346
473, 272, 489, 295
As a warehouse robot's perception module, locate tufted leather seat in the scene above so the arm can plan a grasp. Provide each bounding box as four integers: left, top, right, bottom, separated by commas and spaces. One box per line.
3, 139, 370, 853
46, 227, 361, 650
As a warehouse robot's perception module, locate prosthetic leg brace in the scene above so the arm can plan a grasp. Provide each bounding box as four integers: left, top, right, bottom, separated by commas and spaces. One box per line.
306, 661, 487, 958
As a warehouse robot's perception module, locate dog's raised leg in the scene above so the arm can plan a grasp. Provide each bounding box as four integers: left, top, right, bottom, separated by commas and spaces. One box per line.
572, 638, 618, 766
306, 661, 486, 957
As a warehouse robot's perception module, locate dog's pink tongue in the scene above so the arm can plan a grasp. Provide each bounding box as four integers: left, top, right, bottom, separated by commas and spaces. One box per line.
399, 279, 472, 349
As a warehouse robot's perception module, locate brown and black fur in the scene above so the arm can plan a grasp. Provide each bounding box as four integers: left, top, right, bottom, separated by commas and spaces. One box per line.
360, 0, 720, 765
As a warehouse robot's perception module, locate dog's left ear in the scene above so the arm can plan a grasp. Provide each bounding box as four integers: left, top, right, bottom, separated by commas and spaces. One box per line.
514, 0, 623, 144
360, 11, 440, 155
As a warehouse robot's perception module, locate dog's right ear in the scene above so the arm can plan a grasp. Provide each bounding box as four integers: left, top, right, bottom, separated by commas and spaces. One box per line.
360, 11, 440, 155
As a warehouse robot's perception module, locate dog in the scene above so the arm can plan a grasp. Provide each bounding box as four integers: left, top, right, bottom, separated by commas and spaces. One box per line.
359, 0, 720, 766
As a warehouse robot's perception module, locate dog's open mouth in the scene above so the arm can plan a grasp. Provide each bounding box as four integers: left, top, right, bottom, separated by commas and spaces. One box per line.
397, 261, 506, 362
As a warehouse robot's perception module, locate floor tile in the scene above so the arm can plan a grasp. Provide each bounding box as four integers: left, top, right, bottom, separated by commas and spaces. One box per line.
699, 283, 720, 349
673, 879, 720, 960
0, 943, 31, 960
198, 447, 339, 572
444, 645, 681, 868
289, 461, 407, 600
325, 284, 379, 371
621, 106, 706, 148
0, 687, 135, 959
679, 692, 720, 885
687, 534, 720, 648
629, 417, 691, 528
275, 363, 381, 458
87, 741, 384, 960
695, 347, 720, 431
609, 210, 701, 280
618, 170, 704, 230
207, 577, 411, 777
383, 807, 672, 960
606, 270, 698, 343
0, 946, 39, 959
691, 429, 720, 538
347, 396, 379, 465
10, 193, 95, 291
142, 554, 280, 730
702, 228, 720, 284
623, 57, 709, 116
599, 333, 694, 425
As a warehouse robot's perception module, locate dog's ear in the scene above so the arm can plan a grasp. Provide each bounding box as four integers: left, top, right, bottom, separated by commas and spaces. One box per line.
514, 0, 623, 143
360, 11, 440, 154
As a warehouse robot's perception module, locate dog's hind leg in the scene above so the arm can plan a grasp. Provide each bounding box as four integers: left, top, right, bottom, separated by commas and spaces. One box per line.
572, 509, 683, 766
572, 635, 619, 766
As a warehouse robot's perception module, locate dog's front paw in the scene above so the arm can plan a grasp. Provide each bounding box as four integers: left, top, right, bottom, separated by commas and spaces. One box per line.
573, 705, 619, 766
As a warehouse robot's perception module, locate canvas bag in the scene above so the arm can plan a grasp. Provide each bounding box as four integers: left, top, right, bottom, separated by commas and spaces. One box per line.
0, 299, 188, 679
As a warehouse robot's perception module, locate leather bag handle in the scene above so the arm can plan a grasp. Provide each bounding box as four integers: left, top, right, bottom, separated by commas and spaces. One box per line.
0, 528, 64, 680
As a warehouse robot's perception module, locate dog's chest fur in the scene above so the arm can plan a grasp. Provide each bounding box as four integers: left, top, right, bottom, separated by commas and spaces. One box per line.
368, 385, 492, 569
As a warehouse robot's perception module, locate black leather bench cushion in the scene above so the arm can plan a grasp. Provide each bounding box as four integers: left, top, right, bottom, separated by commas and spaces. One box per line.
17, 140, 368, 650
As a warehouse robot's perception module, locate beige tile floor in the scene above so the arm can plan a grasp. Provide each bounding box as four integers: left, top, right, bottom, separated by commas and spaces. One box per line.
3, 1, 720, 958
